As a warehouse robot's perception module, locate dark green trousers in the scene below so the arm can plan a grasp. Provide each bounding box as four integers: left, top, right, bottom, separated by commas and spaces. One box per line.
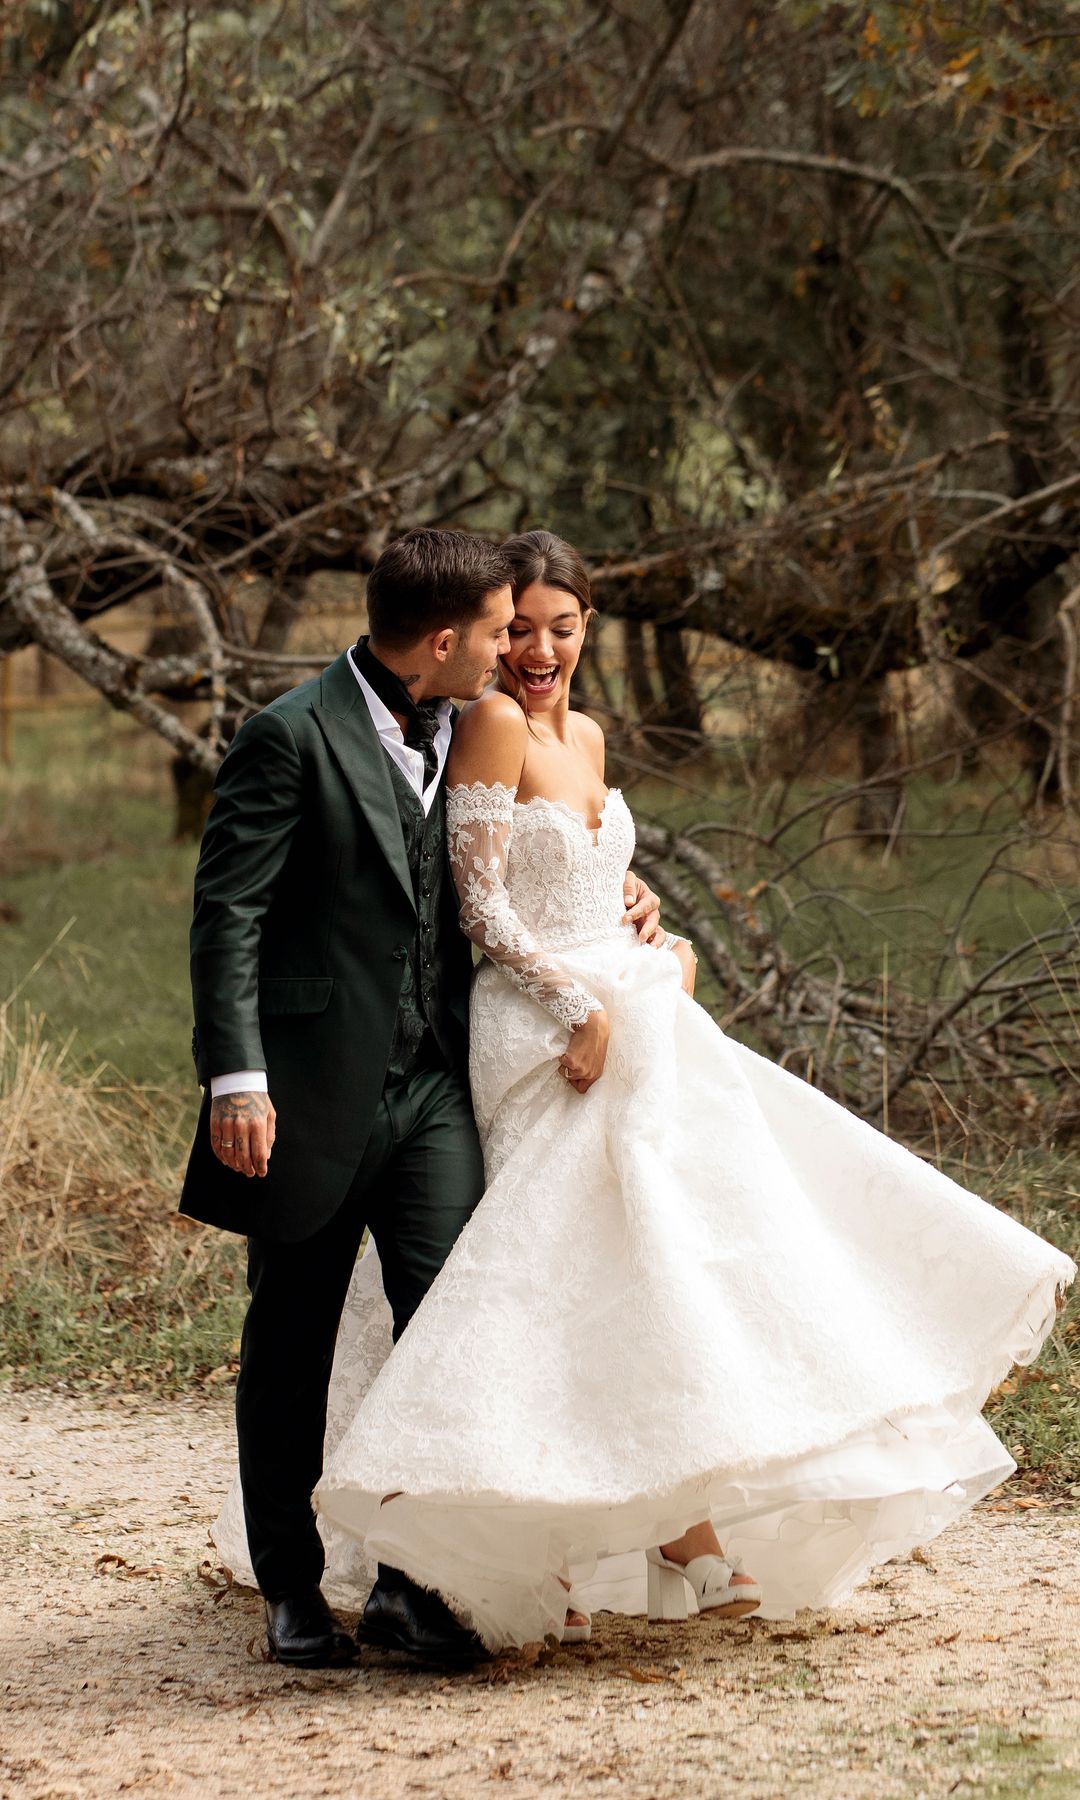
235, 1060, 485, 1601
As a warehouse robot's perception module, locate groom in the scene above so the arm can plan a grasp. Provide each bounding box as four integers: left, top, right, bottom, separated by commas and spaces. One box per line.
180, 528, 659, 1669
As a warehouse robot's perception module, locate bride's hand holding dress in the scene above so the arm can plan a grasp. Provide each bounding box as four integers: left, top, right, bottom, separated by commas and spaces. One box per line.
559, 1006, 610, 1095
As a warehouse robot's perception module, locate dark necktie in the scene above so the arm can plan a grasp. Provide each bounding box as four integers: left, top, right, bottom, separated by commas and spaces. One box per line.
353, 637, 444, 788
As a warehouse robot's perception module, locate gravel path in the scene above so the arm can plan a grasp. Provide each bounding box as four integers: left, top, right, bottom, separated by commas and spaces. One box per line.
2, 1392, 1079, 1799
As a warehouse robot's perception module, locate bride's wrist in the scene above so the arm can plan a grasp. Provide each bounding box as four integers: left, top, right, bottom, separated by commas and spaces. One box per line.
572, 1004, 607, 1030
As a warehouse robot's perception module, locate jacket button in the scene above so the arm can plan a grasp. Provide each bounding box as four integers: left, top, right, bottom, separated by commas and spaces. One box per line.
392, 944, 408, 961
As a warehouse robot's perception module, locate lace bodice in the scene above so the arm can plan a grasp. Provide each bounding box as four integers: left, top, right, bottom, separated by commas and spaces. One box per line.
446, 781, 636, 1031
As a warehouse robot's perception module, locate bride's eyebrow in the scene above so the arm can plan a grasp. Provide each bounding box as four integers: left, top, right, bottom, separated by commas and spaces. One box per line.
513, 611, 579, 625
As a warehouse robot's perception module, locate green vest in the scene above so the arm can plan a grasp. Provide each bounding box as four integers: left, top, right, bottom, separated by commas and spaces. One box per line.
384, 761, 457, 1078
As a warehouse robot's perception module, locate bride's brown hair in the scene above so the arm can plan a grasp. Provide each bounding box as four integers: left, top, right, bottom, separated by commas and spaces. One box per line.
500, 529, 592, 615
497, 531, 593, 726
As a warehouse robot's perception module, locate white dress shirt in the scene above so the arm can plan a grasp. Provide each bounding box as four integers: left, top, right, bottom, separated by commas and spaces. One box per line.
210, 652, 454, 1099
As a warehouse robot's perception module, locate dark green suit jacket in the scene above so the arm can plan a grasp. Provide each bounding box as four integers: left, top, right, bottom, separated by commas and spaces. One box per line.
178, 651, 472, 1242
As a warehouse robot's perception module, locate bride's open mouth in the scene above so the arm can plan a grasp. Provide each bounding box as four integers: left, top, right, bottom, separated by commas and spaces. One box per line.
515, 662, 560, 695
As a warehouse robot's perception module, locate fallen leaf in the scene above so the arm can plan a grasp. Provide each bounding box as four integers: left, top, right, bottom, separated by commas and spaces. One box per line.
198, 1559, 235, 1601
93, 1552, 165, 1580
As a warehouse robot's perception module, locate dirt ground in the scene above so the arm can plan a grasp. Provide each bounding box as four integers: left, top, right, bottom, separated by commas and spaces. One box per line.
2, 1392, 1079, 1800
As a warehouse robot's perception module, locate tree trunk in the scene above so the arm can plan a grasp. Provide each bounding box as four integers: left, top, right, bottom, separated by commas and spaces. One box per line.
654, 622, 703, 749
167, 575, 309, 839
957, 573, 1065, 799
960, 270, 1066, 793
170, 751, 216, 843
849, 676, 902, 841
623, 619, 659, 728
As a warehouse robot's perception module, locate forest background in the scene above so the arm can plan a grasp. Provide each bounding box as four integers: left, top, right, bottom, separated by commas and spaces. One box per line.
0, 0, 1077, 1494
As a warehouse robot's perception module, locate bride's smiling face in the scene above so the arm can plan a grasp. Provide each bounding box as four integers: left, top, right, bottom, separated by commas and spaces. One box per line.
499, 581, 588, 712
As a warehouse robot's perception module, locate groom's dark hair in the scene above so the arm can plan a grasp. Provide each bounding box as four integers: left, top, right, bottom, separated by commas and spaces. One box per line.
366, 528, 513, 649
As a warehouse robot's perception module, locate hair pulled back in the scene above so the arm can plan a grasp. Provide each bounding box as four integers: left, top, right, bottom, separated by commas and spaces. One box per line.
500, 529, 592, 614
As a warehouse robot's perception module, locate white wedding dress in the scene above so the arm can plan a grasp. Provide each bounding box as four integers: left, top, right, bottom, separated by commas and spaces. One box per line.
214, 783, 1074, 1649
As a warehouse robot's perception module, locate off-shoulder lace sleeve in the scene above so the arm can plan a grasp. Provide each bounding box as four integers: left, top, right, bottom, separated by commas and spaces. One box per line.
446, 781, 603, 1032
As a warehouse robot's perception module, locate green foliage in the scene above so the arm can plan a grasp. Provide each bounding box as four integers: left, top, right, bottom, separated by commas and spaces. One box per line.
798, 1, 1080, 124
0, 1246, 248, 1394
0, 708, 199, 1094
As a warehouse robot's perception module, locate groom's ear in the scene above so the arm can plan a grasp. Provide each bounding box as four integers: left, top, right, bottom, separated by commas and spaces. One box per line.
430, 626, 457, 665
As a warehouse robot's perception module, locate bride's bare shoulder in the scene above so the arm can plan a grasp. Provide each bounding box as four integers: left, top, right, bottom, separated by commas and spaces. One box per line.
450, 690, 527, 786
569, 709, 606, 777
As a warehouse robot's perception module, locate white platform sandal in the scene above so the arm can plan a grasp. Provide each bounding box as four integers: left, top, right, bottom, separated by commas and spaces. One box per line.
557, 1574, 593, 1643
561, 1594, 592, 1644
645, 1546, 762, 1622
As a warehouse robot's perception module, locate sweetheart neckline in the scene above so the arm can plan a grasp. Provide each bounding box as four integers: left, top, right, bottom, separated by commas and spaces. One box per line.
512, 787, 624, 846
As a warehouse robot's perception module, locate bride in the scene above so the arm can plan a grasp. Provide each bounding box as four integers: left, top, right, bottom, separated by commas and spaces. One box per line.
217, 529, 1074, 1652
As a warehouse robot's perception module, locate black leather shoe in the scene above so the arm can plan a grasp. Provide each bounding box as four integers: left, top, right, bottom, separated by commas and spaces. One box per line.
265, 1588, 356, 1668
357, 1567, 490, 1667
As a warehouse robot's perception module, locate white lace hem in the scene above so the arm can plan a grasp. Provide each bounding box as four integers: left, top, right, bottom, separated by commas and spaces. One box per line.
302, 1251, 1067, 1649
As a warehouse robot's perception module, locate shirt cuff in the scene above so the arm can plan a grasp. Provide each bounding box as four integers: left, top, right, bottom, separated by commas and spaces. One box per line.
210, 1070, 268, 1098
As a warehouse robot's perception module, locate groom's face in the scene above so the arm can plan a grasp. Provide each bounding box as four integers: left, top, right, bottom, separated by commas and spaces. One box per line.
443, 585, 515, 700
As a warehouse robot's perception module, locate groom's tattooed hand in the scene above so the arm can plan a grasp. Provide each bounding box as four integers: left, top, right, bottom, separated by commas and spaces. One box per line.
210, 1091, 277, 1179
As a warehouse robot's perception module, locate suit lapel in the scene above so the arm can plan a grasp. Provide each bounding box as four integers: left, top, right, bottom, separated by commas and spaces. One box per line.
313, 652, 416, 913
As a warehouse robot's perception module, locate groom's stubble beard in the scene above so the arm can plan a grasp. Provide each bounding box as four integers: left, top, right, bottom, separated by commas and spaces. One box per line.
441, 641, 498, 702
444, 584, 515, 700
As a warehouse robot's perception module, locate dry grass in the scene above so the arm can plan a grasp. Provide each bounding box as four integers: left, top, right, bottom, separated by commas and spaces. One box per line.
0, 1002, 246, 1389
1, 1002, 181, 1248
